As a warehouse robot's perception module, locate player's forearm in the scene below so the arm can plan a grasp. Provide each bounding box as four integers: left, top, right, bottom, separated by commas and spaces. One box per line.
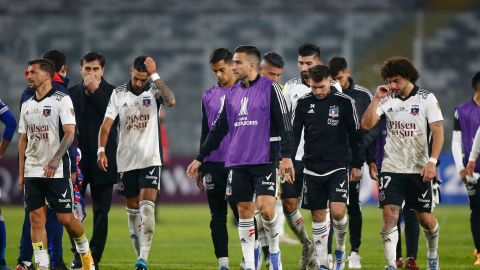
52, 130, 74, 161
18, 134, 27, 176
153, 79, 176, 107
0, 139, 10, 157
469, 128, 480, 162
430, 122, 444, 160
451, 130, 465, 171
98, 124, 111, 149
361, 98, 380, 130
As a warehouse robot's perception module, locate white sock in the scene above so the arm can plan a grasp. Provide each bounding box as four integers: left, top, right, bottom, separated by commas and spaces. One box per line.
332, 215, 348, 252
218, 257, 229, 268
238, 218, 255, 269
423, 223, 439, 259
139, 200, 156, 261
127, 207, 141, 257
73, 234, 90, 254
381, 226, 399, 266
262, 213, 280, 254
312, 221, 329, 266
32, 242, 49, 268
286, 209, 310, 244
275, 201, 285, 236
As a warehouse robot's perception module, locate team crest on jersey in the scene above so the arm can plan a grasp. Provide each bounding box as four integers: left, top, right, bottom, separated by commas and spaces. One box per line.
239, 97, 249, 116
42, 106, 51, 117
142, 97, 151, 107
328, 105, 339, 118
410, 105, 420, 116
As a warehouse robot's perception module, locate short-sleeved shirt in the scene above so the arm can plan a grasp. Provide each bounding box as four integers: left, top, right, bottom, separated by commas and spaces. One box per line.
105, 82, 162, 172
18, 90, 76, 178
376, 86, 443, 174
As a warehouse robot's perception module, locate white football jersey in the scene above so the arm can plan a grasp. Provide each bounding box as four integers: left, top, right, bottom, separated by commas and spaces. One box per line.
376, 87, 443, 173
105, 82, 162, 172
18, 90, 76, 178
284, 76, 342, 161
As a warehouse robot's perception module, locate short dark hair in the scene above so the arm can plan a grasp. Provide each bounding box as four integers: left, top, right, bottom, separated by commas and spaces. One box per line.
472, 72, 480, 90
329, 56, 348, 77
298, 43, 320, 58
28, 59, 55, 78
308, 65, 331, 82
42, 50, 66, 73
381, 57, 419, 83
263, 52, 284, 69
80, 51, 106, 67
209, 48, 233, 64
133, 56, 148, 73
234, 45, 260, 63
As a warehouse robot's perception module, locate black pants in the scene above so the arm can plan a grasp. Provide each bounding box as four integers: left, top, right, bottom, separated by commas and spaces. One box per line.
467, 182, 480, 251
71, 183, 113, 264
347, 180, 362, 253
396, 207, 420, 259
204, 163, 239, 258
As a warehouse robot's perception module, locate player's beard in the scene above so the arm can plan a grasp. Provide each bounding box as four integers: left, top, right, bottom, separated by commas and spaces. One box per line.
301, 71, 309, 84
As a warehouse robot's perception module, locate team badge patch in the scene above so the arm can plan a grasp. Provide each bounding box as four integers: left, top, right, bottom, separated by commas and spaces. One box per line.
142, 98, 151, 107
328, 105, 339, 118
42, 106, 51, 117
410, 105, 420, 116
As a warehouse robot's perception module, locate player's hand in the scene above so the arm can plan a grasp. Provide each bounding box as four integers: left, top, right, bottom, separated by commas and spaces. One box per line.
374, 85, 391, 100
97, 152, 108, 172
84, 74, 100, 93
466, 161, 476, 176
144, 57, 157, 76
71, 172, 77, 183
19, 175, 25, 189
43, 158, 60, 178
279, 158, 295, 184
195, 172, 205, 191
369, 163, 379, 181
459, 169, 468, 184
421, 161, 436, 182
186, 160, 202, 178
350, 167, 362, 182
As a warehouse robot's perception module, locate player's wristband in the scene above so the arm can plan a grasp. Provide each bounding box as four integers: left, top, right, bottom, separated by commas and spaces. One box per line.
97, 147, 105, 156
150, 73, 160, 81
428, 157, 437, 165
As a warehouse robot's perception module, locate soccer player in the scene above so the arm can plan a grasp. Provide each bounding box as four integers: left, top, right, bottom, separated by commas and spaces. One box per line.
260, 52, 284, 83
17, 50, 74, 270
283, 43, 342, 270
19, 59, 94, 270
361, 57, 443, 270
453, 71, 480, 266
68, 51, 118, 269
292, 65, 363, 270
196, 48, 240, 270
97, 56, 175, 270
329, 56, 379, 269
369, 117, 422, 270
0, 98, 16, 270
187, 45, 294, 270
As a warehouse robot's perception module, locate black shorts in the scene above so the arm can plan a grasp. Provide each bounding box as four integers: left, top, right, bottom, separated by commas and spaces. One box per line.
202, 162, 229, 198
467, 181, 480, 211
378, 172, 433, 213
302, 168, 349, 210
226, 163, 277, 202
281, 160, 304, 199
24, 177, 73, 213
117, 166, 161, 198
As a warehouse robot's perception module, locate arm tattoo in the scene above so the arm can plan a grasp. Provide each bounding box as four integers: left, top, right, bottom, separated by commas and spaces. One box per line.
153, 79, 176, 106
52, 135, 73, 162
390, 205, 401, 216
431, 120, 443, 127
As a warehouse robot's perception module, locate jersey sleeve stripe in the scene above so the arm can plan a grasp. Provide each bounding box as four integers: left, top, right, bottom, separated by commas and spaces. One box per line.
273, 82, 292, 131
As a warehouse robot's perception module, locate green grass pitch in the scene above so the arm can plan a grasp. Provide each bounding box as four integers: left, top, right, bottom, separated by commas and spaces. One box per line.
1, 204, 478, 269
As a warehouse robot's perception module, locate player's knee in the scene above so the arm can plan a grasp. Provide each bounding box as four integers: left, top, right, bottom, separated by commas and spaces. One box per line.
29, 210, 46, 227
282, 199, 297, 214
311, 210, 327, 222
55, 213, 74, 226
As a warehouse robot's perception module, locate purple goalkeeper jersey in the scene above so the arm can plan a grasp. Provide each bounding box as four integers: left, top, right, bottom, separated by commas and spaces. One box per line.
454, 99, 480, 171
202, 85, 230, 163
225, 77, 272, 167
